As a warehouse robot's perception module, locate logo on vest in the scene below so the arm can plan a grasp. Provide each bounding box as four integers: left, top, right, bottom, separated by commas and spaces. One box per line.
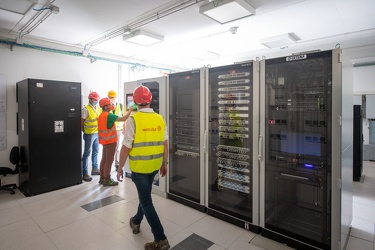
142, 126, 162, 132
143, 127, 157, 132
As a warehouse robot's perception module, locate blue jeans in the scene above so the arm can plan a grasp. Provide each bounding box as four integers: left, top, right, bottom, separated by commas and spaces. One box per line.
81, 133, 99, 175
132, 170, 166, 241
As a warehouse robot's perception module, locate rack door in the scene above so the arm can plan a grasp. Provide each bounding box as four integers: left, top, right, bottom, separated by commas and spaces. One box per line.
168, 69, 205, 210
207, 62, 259, 229
261, 51, 334, 249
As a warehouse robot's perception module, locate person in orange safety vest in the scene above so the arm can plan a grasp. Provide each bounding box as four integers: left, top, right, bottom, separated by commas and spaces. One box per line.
98, 97, 134, 186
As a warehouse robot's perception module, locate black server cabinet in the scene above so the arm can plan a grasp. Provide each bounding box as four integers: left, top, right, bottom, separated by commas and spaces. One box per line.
168, 69, 205, 212
262, 51, 334, 249
17, 79, 82, 196
353, 105, 363, 181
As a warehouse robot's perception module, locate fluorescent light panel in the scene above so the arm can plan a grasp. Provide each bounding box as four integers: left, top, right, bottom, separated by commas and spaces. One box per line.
260, 33, 297, 48
123, 30, 164, 46
199, 0, 256, 24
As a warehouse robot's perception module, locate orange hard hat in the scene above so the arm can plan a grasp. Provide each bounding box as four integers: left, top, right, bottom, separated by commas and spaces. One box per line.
108, 90, 117, 98
99, 97, 111, 108
88, 91, 99, 101
133, 85, 152, 105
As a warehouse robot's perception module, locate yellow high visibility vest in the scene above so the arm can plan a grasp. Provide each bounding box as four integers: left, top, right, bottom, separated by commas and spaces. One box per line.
83, 105, 100, 134
129, 112, 165, 173
113, 103, 123, 131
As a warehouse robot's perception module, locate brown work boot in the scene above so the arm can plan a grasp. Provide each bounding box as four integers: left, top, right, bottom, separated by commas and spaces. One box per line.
102, 178, 118, 186
144, 239, 170, 250
129, 217, 140, 234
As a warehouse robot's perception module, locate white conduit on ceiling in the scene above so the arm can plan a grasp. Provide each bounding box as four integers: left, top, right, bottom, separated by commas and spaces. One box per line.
85, 0, 206, 48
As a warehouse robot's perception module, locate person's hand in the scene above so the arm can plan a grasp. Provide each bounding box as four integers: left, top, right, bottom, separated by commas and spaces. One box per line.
160, 164, 167, 177
129, 106, 134, 112
117, 170, 124, 182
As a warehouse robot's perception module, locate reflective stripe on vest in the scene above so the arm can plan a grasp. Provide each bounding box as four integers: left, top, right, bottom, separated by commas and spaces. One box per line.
98, 112, 117, 145
113, 103, 123, 131
129, 112, 165, 173
84, 105, 100, 134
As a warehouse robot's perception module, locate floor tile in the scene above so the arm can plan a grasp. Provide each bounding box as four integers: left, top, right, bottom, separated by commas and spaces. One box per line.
2, 234, 58, 250
158, 202, 207, 228
187, 215, 245, 248
171, 233, 214, 250
81, 194, 124, 212
345, 236, 374, 250
0, 204, 29, 227
0, 218, 45, 249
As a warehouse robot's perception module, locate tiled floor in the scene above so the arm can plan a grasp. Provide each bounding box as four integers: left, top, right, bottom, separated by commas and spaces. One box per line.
0, 162, 374, 250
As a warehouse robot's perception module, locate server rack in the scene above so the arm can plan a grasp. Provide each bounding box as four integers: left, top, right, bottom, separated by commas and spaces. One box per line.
206, 62, 260, 232
123, 77, 168, 197
259, 49, 352, 249
167, 69, 206, 211
17, 78, 82, 196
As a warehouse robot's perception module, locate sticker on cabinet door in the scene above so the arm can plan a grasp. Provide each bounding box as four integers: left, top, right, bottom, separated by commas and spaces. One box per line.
54, 120, 64, 133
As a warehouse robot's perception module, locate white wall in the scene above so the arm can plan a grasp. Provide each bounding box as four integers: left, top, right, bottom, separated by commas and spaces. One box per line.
353, 65, 375, 95
0, 45, 160, 185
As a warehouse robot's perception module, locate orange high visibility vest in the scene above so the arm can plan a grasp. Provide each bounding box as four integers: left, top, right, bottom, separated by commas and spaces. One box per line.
98, 112, 117, 145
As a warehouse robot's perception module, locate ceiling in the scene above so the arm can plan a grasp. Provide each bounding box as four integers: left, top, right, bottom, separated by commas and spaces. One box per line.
0, 0, 375, 70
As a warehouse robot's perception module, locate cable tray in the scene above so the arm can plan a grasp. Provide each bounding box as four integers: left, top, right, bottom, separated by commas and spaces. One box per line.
218, 170, 250, 183
218, 179, 250, 194
218, 72, 250, 79
218, 163, 250, 173
218, 100, 250, 104
216, 151, 250, 161
218, 120, 249, 126
217, 145, 250, 154
218, 86, 250, 92
219, 126, 249, 133
217, 157, 250, 167
218, 93, 250, 99
175, 150, 199, 158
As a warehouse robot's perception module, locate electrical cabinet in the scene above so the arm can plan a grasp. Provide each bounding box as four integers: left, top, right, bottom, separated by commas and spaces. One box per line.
17, 78, 82, 196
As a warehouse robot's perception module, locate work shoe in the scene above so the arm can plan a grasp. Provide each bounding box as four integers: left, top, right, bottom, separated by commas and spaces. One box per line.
144, 239, 170, 250
98, 178, 104, 185
102, 178, 118, 186
82, 174, 92, 182
129, 217, 140, 234
91, 169, 100, 175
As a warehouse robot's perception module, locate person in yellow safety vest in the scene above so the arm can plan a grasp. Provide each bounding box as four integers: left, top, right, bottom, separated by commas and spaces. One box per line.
81, 91, 101, 182
117, 86, 170, 250
107, 90, 124, 172
98, 97, 134, 186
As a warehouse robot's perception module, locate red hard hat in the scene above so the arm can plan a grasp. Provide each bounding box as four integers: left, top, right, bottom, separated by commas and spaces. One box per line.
99, 97, 111, 108
88, 91, 99, 101
133, 85, 152, 104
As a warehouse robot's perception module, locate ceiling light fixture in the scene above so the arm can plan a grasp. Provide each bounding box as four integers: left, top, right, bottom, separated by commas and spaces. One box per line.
260, 33, 298, 48
199, 0, 256, 24
123, 30, 164, 46
124, 27, 131, 35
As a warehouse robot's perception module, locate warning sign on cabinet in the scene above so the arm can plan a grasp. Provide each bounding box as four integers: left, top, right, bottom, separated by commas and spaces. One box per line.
55, 121, 64, 133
